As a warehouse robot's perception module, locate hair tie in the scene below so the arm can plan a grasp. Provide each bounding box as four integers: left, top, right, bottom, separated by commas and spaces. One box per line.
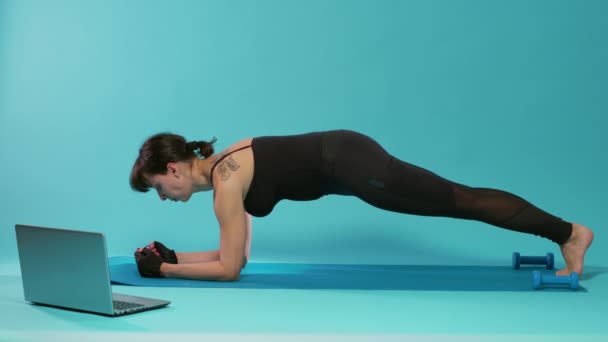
186, 141, 198, 151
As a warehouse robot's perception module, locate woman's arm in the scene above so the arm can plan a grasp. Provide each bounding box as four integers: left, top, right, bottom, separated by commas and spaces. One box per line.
176, 250, 220, 264
173, 214, 249, 266
159, 182, 247, 281
243, 213, 252, 267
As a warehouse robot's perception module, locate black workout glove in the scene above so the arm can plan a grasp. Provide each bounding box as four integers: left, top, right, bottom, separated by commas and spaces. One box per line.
138, 241, 178, 264
134, 248, 163, 278
151, 241, 178, 264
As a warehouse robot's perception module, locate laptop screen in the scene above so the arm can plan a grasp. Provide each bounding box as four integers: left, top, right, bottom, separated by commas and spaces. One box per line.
15, 225, 115, 315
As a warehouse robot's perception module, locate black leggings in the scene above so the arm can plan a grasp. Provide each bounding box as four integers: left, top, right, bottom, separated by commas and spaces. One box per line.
322, 130, 573, 245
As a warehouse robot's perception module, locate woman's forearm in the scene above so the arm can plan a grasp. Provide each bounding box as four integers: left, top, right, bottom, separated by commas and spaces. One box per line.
160, 260, 235, 281
176, 250, 220, 264
175, 214, 250, 265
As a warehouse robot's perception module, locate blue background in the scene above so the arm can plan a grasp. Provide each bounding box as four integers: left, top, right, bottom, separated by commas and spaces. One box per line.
1, 0, 606, 268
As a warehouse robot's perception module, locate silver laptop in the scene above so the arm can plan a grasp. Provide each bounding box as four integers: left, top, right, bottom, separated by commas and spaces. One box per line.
15, 224, 170, 316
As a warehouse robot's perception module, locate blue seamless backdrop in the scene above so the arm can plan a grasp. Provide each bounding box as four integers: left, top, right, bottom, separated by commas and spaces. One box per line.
1, 0, 606, 267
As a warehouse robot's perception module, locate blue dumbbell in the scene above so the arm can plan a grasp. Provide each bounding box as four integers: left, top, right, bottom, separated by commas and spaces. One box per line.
512, 252, 554, 269
532, 271, 579, 290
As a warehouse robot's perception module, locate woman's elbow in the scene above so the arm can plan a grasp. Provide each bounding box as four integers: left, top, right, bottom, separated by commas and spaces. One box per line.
222, 273, 240, 282
221, 268, 241, 282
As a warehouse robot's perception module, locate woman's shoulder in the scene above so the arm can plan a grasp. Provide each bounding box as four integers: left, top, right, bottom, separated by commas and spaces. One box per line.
224, 137, 254, 152
210, 137, 253, 163
211, 137, 255, 197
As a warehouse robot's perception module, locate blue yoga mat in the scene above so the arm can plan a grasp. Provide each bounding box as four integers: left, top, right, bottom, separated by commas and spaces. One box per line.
109, 256, 579, 291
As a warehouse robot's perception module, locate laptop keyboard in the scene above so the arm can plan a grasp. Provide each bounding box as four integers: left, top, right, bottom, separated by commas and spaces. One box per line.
113, 300, 145, 311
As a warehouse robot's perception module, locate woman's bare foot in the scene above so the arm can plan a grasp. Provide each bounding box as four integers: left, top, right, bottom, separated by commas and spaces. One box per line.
557, 223, 594, 276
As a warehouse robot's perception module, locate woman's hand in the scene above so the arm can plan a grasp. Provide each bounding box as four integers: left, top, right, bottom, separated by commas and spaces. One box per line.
137, 241, 178, 264
134, 248, 164, 277
151, 241, 178, 264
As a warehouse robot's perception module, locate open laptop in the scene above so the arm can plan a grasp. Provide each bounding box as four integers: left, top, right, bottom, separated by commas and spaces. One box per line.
15, 224, 170, 316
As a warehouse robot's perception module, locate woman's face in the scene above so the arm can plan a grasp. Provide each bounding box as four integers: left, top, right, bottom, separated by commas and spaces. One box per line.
146, 163, 193, 202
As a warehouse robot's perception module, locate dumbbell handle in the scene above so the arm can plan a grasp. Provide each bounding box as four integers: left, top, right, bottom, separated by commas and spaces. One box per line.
513, 252, 554, 270
532, 271, 579, 290
520, 256, 548, 264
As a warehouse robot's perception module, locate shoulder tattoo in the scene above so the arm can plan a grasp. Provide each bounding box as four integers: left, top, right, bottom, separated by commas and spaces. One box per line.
224, 156, 240, 171
217, 156, 240, 181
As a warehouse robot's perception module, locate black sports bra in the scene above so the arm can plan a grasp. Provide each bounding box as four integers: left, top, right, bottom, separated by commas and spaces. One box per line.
209, 145, 252, 184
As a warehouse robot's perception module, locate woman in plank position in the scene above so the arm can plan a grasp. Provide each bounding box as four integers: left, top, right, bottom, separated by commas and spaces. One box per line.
130, 129, 593, 281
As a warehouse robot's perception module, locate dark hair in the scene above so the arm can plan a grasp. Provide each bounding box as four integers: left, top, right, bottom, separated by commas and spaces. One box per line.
130, 132, 217, 192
